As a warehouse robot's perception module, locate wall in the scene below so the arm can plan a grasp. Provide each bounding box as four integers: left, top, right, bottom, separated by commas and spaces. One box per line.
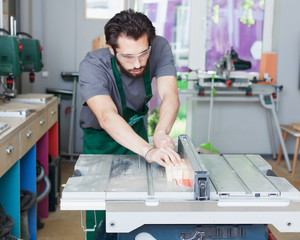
274, 0, 300, 152
18, 0, 300, 155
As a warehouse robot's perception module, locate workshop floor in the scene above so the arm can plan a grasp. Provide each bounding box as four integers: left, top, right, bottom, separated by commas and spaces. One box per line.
36, 158, 300, 240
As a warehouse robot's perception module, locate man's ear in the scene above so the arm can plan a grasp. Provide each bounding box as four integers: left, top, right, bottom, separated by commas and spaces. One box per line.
108, 45, 115, 56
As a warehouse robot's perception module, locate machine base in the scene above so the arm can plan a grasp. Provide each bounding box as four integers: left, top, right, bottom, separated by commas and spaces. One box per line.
118, 224, 268, 240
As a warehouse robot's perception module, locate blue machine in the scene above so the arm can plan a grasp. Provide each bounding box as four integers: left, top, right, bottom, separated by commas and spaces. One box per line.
119, 224, 268, 240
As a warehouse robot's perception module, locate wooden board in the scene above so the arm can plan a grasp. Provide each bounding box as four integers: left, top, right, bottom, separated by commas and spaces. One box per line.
11, 93, 53, 103
92, 34, 107, 50
291, 122, 300, 132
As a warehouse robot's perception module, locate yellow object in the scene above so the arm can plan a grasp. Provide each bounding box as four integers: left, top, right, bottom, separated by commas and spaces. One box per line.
291, 122, 300, 131
92, 35, 107, 50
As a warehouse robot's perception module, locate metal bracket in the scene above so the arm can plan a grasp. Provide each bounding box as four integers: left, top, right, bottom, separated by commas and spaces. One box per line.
80, 210, 97, 235
194, 171, 210, 200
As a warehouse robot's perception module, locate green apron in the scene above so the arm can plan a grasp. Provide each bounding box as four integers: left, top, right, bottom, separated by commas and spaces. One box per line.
83, 57, 152, 239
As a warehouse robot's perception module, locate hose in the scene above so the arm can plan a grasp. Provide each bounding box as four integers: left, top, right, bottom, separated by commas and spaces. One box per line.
37, 174, 51, 203
36, 164, 51, 203
20, 190, 36, 213
36, 163, 44, 183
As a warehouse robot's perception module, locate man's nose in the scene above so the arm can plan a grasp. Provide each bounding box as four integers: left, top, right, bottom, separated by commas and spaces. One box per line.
133, 57, 141, 68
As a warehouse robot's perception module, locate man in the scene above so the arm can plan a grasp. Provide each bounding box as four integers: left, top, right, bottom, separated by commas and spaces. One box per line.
79, 9, 182, 239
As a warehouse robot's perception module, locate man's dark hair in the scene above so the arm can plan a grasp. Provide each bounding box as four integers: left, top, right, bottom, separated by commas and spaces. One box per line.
105, 9, 156, 50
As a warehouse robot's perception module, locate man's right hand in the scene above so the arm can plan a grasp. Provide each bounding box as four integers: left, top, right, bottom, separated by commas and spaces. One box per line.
144, 147, 184, 167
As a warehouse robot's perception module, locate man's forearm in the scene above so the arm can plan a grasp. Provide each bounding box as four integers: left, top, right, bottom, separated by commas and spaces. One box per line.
100, 111, 152, 157
87, 95, 152, 157
154, 93, 180, 135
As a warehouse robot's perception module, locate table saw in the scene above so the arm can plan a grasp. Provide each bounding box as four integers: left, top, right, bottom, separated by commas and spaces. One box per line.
61, 135, 300, 239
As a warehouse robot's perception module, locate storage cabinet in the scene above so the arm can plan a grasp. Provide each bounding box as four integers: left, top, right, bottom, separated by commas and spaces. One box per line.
0, 134, 19, 177
0, 95, 58, 239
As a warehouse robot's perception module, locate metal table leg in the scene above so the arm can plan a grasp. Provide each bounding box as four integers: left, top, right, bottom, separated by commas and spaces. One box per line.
259, 94, 291, 172
266, 109, 277, 159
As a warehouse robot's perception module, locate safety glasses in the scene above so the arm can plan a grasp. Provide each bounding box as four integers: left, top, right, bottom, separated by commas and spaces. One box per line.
116, 46, 151, 63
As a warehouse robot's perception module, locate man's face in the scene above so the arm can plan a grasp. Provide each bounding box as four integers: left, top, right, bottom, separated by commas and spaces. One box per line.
111, 34, 151, 79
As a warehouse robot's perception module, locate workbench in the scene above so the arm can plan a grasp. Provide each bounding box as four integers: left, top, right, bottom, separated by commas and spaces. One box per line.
180, 83, 291, 172
0, 94, 58, 239
61, 135, 300, 240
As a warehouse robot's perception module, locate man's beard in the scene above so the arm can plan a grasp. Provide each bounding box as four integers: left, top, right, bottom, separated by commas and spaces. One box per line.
116, 58, 148, 79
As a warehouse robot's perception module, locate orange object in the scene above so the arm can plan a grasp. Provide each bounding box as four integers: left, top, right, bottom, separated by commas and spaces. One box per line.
259, 52, 277, 85
175, 179, 192, 187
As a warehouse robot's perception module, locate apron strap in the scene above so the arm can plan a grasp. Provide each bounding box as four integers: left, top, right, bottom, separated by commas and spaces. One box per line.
111, 56, 127, 111
143, 66, 153, 103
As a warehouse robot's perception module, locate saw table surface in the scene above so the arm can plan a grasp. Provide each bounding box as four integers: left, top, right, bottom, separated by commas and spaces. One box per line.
62, 154, 299, 203
61, 136, 300, 233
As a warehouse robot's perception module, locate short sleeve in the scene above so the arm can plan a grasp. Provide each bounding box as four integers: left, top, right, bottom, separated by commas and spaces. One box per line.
79, 50, 111, 105
150, 36, 177, 79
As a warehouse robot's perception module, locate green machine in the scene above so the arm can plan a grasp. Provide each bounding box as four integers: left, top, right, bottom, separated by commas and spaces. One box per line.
0, 34, 22, 94
0, 30, 43, 97
0, 35, 21, 77
18, 32, 43, 82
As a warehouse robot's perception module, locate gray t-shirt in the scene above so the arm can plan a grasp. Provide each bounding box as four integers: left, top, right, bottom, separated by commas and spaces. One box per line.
79, 36, 176, 129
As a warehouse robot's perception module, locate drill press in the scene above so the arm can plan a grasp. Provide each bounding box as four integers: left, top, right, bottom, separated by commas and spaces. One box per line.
0, 30, 43, 98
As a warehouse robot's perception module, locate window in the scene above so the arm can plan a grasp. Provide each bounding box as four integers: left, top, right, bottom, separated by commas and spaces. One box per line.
205, 0, 265, 72
138, 0, 191, 71
189, 0, 274, 71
